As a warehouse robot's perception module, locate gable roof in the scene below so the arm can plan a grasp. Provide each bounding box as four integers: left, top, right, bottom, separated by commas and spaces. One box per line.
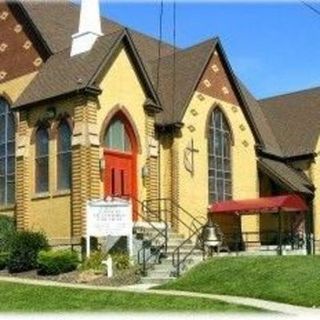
14, 29, 162, 109
150, 38, 217, 125
13, 1, 318, 161
14, 30, 123, 108
259, 87, 320, 158
151, 37, 283, 158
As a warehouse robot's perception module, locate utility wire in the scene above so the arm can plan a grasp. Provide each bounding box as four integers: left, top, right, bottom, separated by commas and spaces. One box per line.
172, 0, 177, 122
301, 0, 320, 17
156, 0, 164, 92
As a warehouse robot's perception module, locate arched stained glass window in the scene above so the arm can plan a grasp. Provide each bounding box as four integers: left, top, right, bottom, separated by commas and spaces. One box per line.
57, 120, 72, 190
104, 118, 131, 152
35, 127, 49, 193
208, 108, 232, 203
0, 98, 15, 205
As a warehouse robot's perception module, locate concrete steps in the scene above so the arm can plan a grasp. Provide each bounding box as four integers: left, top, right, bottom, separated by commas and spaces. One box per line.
136, 226, 204, 285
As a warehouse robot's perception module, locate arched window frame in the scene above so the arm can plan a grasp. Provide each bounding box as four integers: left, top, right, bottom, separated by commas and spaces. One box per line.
103, 116, 132, 153
35, 126, 49, 194
56, 119, 72, 191
0, 98, 15, 206
207, 106, 233, 203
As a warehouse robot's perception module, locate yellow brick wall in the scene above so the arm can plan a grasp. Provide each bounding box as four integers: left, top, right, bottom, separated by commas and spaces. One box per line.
21, 100, 75, 243
169, 92, 259, 238
310, 137, 320, 249
0, 72, 38, 217
0, 72, 37, 104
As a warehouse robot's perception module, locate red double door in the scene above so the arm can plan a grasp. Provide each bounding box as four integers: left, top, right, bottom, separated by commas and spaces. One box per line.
104, 150, 137, 220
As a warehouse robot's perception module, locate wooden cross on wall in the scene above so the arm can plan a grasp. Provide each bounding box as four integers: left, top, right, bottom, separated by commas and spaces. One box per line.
183, 138, 199, 176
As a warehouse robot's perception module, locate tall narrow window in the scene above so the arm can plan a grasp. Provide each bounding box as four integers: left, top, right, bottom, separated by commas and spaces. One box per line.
57, 120, 72, 190
35, 127, 49, 193
208, 108, 232, 203
0, 98, 15, 205
104, 118, 131, 152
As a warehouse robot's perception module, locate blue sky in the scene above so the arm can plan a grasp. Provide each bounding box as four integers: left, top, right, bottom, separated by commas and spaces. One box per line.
98, 1, 320, 99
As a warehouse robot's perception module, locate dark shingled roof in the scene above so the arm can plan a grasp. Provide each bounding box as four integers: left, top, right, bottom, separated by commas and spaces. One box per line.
20, 0, 175, 59
258, 158, 314, 195
259, 87, 320, 158
14, 31, 124, 108
237, 81, 283, 157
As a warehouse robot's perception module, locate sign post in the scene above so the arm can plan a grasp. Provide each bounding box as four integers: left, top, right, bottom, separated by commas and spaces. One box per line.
86, 198, 133, 258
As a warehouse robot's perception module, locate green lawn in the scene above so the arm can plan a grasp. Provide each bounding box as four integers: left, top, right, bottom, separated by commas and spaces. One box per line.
0, 281, 256, 312
159, 256, 320, 307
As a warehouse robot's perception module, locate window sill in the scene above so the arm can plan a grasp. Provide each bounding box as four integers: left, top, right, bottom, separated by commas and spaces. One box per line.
32, 193, 51, 200
52, 190, 71, 198
0, 204, 15, 212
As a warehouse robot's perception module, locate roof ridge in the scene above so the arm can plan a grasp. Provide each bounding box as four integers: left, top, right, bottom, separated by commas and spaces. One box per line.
260, 85, 320, 103
148, 37, 217, 64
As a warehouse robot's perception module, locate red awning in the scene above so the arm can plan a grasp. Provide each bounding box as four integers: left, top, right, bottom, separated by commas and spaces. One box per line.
209, 194, 308, 214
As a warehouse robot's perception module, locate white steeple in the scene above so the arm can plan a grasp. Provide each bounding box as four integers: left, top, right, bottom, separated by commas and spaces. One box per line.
70, 0, 103, 57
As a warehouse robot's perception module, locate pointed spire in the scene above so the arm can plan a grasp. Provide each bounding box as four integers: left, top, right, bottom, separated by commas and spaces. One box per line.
70, 0, 103, 57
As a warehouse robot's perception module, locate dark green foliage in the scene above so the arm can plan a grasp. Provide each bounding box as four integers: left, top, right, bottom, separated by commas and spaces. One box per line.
7, 231, 49, 273
0, 215, 15, 252
37, 250, 79, 275
0, 252, 8, 270
111, 252, 130, 271
80, 250, 106, 272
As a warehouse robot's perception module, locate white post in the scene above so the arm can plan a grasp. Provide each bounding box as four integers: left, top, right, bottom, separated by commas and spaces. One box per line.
128, 233, 134, 265
106, 255, 113, 278
86, 234, 90, 258
86, 201, 91, 258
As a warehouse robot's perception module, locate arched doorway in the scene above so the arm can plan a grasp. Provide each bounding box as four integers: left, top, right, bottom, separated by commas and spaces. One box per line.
102, 112, 138, 219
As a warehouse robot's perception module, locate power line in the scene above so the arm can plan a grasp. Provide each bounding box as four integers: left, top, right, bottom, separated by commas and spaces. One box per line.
301, 0, 320, 17
172, 0, 177, 122
156, 0, 164, 92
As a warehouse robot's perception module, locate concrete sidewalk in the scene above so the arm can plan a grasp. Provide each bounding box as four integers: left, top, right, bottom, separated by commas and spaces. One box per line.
0, 276, 316, 315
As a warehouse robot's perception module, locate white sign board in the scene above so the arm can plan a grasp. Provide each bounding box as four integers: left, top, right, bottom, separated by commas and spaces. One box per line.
87, 199, 132, 237
86, 198, 133, 258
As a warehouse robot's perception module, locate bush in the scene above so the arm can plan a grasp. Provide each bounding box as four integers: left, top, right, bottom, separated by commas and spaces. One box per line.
0, 215, 15, 252
112, 252, 130, 271
37, 250, 79, 276
80, 250, 106, 272
0, 252, 8, 270
7, 231, 49, 273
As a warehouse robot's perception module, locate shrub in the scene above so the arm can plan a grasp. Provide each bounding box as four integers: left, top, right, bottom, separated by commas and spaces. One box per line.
0, 252, 8, 270
80, 250, 107, 272
0, 215, 15, 252
7, 231, 49, 273
37, 250, 79, 276
112, 252, 130, 271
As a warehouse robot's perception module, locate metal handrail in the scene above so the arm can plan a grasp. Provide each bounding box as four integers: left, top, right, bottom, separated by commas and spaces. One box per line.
172, 224, 206, 277
142, 198, 210, 277
143, 198, 204, 228
131, 197, 169, 276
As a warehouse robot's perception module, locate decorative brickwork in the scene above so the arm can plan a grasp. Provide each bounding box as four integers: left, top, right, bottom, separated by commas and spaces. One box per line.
0, 3, 45, 84
197, 50, 240, 106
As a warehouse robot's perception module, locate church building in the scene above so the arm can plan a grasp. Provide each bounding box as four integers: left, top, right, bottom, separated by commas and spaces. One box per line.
0, 0, 319, 253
